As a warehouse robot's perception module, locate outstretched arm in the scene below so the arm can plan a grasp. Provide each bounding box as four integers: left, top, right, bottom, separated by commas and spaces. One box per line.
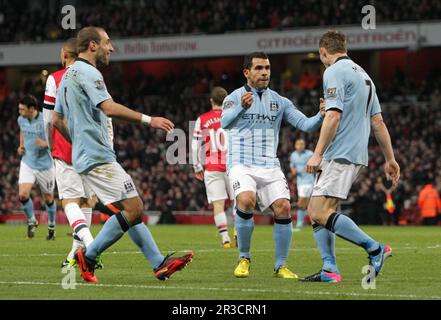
371, 113, 400, 186
283, 98, 323, 133
99, 99, 174, 133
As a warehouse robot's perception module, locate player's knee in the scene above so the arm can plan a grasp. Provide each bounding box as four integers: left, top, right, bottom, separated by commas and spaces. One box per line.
19, 194, 29, 202
237, 197, 255, 211
43, 194, 54, 204
307, 203, 327, 225
307, 201, 319, 220
124, 197, 144, 222
274, 200, 291, 217
297, 198, 307, 209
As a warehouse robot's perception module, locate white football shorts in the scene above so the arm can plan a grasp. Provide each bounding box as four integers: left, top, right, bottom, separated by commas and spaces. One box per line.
55, 158, 94, 200
311, 159, 363, 200
81, 162, 139, 205
204, 170, 233, 203
18, 161, 55, 194
227, 164, 290, 212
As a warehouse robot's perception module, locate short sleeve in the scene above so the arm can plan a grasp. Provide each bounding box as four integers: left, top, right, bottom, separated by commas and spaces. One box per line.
44, 75, 56, 109
323, 67, 345, 112
193, 117, 202, 139
54, 88, 64, 116
370, 93, 382, 116
81, 70, 112, 107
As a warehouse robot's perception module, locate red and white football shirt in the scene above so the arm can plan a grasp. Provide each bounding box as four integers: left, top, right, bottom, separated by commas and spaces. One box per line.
44, 68, 73, 164
193, 109, 227, 172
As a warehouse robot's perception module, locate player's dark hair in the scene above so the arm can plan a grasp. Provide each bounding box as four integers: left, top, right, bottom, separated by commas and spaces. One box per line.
211, 86, 228, 106
18, 95, 38, 109
319, 30, 347, 54
243, 52, 268, 70
76, 26, 104, 53
63, 37, 78, 58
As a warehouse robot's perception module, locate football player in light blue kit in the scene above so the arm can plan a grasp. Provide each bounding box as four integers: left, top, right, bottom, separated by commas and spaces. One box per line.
300, 31, 400, 283
290, 138, 314, 231
53, 26, 193, 283
17, 95, 56, 239
221, 52, 325, 279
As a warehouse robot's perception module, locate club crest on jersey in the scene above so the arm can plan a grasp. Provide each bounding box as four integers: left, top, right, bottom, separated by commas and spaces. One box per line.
223, 100, 234, 110
232, 181, 241, 191
270, 101, 279, 112
124, 180, 135, 193
327, 88, 337, 99
95, 80, 105, 90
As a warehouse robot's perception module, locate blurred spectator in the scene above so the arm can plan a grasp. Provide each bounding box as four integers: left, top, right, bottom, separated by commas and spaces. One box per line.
417, 179, 441, 225
1, 0, 441, 43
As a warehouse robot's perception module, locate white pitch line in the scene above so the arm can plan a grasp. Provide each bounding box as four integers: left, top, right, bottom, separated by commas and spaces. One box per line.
0, 280, 439, 300
0, 246, 424, 258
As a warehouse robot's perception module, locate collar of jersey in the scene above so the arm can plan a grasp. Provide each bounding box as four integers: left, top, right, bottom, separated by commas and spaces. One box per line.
244, 83, 267, 95
335, 56, 351, 63
76, 57, 94, 67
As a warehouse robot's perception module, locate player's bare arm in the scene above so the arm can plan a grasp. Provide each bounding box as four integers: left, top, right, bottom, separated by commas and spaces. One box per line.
319, 98, 326, 116
290, 167, 297, 177
17, 132, 25, 156
34, 137, 49, 149
42, 108, 54, 151
99, 99, 174, 133
52, 111, 72, 143
371, 113, 400, 186
306, 110, 341, 173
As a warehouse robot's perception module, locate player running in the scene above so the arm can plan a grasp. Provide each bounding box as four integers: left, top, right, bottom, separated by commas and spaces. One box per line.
17, 95, 56, 239
53, 26, 193, 283
300, 31, 399, 283
221, 52, 324, 279
192, 86, 234, 248
43, 38, 99, 267
290, 138, 315, 231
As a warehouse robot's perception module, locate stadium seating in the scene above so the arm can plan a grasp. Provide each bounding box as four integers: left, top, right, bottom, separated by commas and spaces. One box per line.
1, 0, 441, 43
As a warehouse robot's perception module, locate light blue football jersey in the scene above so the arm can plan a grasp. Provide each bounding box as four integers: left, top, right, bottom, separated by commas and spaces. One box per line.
221, 84, 322, 169
323, 56, 382, 166
17, 113, 53, 170
290, 149, 315, 186
55, 58, 115, 174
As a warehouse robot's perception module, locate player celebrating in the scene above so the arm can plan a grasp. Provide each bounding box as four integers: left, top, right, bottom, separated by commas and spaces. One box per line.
43, 38, 97, 267
300, 31, 399, 283
290, 138, 315, 231
17, 95, 56, 239
192, 86, 233, 248
221, 52, 324, 279
53, 26, 193, 283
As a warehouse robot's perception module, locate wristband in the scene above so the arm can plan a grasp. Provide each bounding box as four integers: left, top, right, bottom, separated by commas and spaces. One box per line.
141, 114, 152, 125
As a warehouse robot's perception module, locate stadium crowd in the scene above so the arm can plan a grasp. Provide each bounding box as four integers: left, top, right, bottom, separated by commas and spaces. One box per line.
0, 64, 440, 225
1, 0, 441, 43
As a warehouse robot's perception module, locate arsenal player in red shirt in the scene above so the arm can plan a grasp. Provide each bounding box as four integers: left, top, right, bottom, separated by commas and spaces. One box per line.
192, 87, 234, 248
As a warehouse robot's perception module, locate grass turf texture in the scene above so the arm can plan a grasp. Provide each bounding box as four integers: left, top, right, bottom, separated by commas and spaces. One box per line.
0, 224, 440, 300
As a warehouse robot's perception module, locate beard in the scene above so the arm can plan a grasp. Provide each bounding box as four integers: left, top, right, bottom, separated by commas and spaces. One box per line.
254, 81, 269, 91
96, 48, 109, 67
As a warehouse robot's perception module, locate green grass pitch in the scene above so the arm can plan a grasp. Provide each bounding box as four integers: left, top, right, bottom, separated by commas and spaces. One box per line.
0, 224, 440, 300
